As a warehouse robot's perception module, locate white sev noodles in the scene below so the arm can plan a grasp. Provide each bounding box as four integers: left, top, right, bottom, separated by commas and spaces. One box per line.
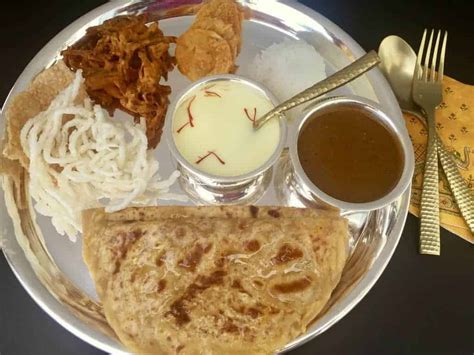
20, 71, 184, 241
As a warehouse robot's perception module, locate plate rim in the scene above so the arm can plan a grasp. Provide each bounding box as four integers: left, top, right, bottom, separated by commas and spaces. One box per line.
1, 0, 410, 353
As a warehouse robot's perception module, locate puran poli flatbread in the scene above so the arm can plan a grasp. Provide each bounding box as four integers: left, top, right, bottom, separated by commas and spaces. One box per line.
83, 206, 348, 354
96, 205, 340, 222
2, 60, 85, 168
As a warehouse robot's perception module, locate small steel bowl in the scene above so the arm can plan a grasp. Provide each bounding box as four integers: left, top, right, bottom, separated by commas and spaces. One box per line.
165, 74, 287, 205
288, 95, 415, 211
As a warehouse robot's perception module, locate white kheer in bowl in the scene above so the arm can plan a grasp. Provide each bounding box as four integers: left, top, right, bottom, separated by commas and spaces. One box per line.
165, 74, 287, 204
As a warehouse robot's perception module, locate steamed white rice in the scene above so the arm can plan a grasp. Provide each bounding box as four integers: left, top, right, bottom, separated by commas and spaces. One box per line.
248, 39, 326, 119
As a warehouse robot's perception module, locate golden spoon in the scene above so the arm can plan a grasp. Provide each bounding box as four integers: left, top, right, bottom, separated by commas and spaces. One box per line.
253, 50, 381, 129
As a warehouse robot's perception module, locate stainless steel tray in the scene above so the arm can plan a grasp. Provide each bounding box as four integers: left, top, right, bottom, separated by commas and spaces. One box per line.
0, 0, 411, 353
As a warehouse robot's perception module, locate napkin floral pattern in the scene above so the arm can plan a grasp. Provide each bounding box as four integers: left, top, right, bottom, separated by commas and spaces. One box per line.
404, 75, 474, 243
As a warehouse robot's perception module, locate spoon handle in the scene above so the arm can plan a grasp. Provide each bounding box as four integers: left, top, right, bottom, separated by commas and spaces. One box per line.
419, 106, 440, 255
406, 110, 474, 234
437, 138, 474, 233
253, 51, 381, 129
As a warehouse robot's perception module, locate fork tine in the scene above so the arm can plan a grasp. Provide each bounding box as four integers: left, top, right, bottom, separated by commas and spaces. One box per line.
415, 29, 427, 79
438, 31, 448, 82
423, 29, 434, 81
430, 30, 441, 82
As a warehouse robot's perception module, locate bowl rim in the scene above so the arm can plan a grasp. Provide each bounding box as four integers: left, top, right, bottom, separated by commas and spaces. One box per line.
288, 95, 415, 211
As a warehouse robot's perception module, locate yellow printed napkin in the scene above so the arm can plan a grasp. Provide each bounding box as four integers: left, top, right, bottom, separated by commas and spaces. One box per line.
403, 75, 474, 243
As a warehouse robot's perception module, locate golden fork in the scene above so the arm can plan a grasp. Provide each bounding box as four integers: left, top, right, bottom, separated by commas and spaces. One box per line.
412, 29, 447, 255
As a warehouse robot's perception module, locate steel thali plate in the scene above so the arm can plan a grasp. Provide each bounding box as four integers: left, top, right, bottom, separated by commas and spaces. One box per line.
0, 0, 410, 353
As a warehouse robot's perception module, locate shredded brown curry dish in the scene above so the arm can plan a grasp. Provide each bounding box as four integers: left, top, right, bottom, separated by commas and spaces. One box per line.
62, 15, 176, 148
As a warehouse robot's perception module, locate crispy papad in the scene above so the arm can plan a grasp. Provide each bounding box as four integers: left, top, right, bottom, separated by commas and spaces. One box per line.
83, 206, 348, 354
176, 28, 234, 81
196, 0, 243, 38
176, 0, 243, 80
2, 60, 85, 168
192, 17, 239, 59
